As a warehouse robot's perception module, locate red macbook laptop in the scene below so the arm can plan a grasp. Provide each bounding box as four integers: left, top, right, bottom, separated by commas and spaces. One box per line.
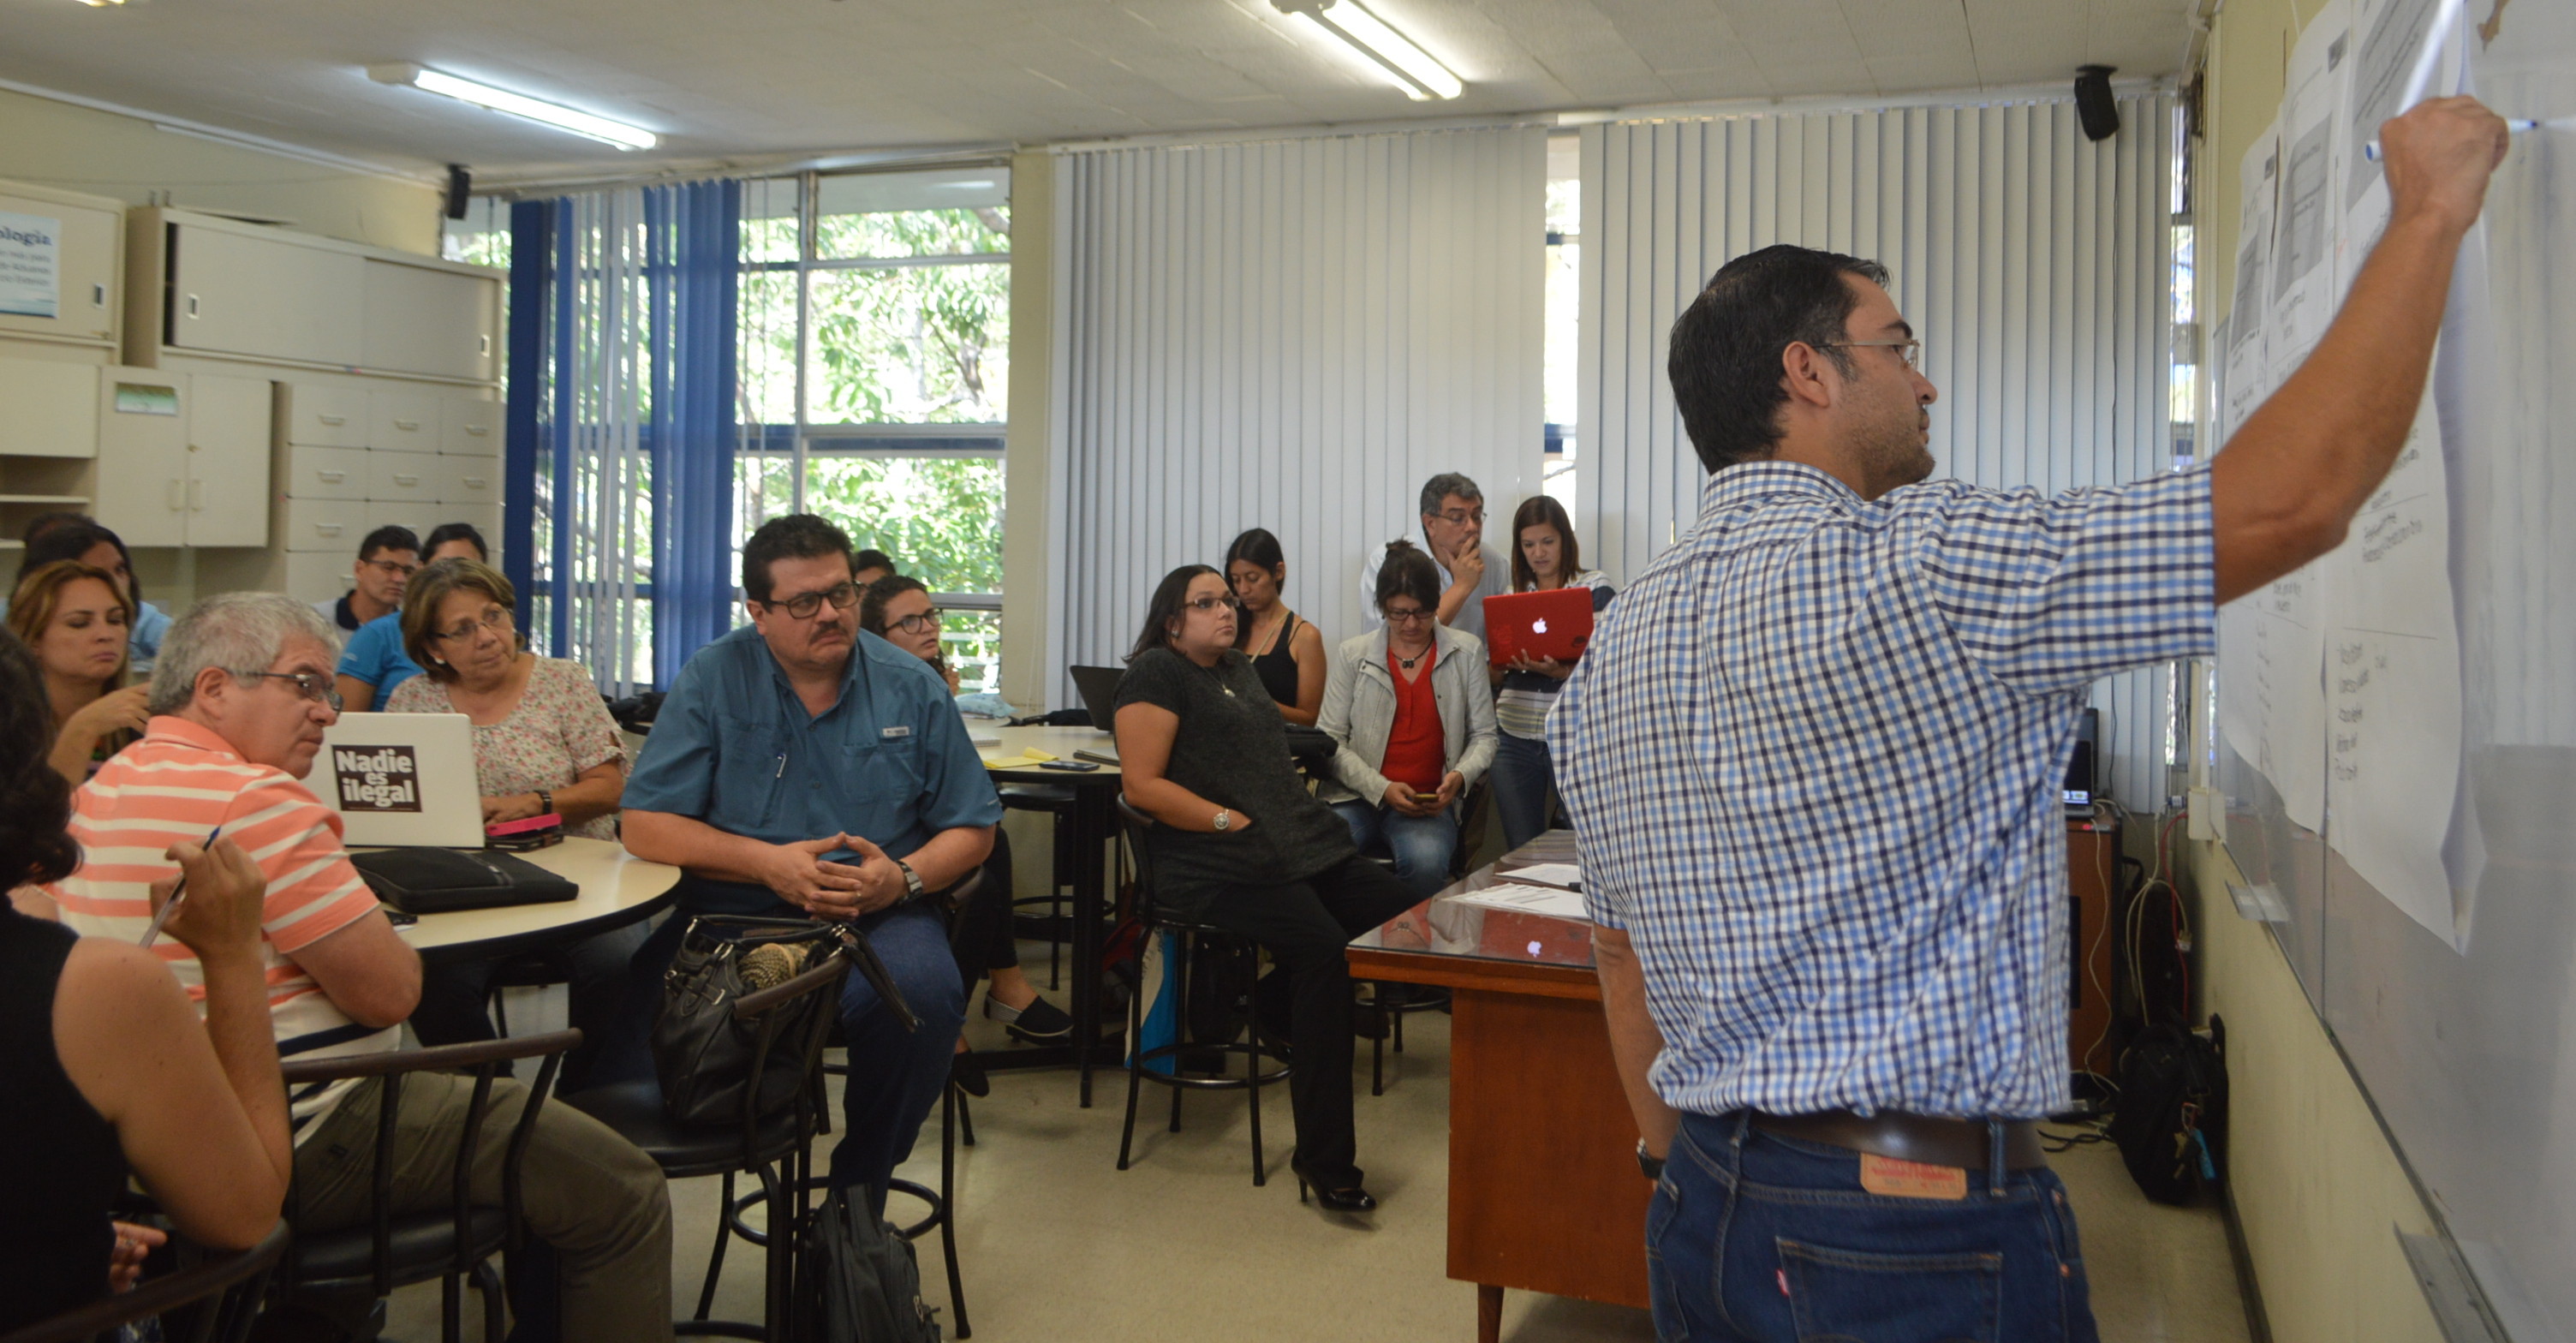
1482, 588, 1595, 666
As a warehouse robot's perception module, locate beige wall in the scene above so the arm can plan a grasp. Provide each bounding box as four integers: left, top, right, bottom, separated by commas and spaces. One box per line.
2195, 3, 2443, 1338
0, 87, 443, 257
999, 149, 1054, 714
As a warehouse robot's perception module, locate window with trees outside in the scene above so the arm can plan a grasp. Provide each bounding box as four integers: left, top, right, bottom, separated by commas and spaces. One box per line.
737, 168, 1010, 692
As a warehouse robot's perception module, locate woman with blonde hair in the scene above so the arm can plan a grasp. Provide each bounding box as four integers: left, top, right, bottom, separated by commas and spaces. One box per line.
5, 560, 150, 785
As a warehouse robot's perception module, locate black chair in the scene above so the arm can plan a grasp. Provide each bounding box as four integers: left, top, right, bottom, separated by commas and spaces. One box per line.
997, 784, 1079, 988
559, 954, 846, 1340
0, 1219, 289, 1343
272, 1030, 581, 1343
1112, 797, 1291, 1185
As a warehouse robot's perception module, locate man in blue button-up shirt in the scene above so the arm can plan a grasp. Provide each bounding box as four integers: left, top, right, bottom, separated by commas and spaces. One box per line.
1553, 100, 2508, 1341
623, 514, 1001, 1200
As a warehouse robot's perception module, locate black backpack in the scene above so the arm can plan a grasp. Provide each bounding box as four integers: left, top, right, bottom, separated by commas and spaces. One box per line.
2108, 1017, 2228, 1204
793, 1185, 941, 1342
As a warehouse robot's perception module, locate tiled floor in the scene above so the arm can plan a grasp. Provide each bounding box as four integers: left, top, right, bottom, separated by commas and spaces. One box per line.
385, 983, 2256, 1341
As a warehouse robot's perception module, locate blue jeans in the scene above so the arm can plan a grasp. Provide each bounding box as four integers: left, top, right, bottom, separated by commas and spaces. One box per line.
1489, 730, 1557, 852
1332, 798, 1459, 898
1649, 1112, 2099, 1343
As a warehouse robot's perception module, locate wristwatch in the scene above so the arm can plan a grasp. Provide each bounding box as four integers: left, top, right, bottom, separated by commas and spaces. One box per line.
1636, 1139, 1666, 1182
894, 857, 927, 903
1212, 808, 1232, 832
535, 789, 553, 817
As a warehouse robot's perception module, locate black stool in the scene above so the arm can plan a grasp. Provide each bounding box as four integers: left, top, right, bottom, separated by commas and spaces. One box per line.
998, 784, 1079, 988
1112, 797, 1291, 1185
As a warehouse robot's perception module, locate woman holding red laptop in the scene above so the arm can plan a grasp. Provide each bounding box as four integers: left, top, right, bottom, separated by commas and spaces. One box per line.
1489, 496, 1614, 851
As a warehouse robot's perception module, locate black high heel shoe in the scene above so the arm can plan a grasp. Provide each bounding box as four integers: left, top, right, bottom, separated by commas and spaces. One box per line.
1290, 1155, 1378, 1213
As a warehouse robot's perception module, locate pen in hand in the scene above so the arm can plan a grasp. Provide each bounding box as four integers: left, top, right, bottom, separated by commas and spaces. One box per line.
139, 825, 224, 949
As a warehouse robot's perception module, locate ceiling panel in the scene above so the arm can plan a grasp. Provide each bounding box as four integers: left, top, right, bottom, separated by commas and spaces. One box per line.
0, 0, 2191, 180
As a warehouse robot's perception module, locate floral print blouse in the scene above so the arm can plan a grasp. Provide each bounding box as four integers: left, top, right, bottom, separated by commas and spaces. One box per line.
385, 656, 626, 839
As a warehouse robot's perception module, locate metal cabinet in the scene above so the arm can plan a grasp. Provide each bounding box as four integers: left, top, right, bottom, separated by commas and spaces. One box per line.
92, 367, 272, 546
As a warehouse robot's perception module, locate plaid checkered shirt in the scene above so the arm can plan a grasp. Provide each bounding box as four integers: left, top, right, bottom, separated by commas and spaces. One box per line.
1548, 458, 2215, 1119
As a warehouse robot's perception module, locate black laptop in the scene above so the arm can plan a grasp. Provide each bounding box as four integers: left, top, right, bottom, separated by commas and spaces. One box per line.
1067, 665, 1126, 763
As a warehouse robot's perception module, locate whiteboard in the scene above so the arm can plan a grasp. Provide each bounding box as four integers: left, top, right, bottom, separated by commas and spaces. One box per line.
2212, 0, 2576, 1334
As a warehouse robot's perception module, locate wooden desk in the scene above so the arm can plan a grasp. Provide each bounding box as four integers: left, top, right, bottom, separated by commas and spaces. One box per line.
390, 837, 679, 966
1346, 833, 1650, 1343
977, 723, 1125, 1105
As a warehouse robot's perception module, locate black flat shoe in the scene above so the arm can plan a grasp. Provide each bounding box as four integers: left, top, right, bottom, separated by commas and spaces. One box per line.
993, 994, 1076, 1043
1291, 1156, 1377, 1214
951, 1051, 991, 1098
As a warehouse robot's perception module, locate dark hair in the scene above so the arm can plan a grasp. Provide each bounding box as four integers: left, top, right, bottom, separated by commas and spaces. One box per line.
1508, 496, 1583, 591
19, 519, 143, 616
358, 524, 421, 562
0, 629, 81, 889
1126, 564, 1223, 664
1667, 244, 1891, 472
421, 521, 489, 563
741, 514, 856, 605
1222, 528, 1285, 586
1374, 541, 1442, 614
857, 574, 929, 638
19, 510, 90, 547
852, 549, 898, 578
1417, 473, 1482, 521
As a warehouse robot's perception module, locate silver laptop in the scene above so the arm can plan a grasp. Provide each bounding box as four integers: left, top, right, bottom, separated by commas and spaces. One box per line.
297, 713, 486, 847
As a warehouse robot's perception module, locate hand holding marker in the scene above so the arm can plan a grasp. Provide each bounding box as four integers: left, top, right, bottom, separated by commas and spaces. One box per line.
139, 826, 224, 949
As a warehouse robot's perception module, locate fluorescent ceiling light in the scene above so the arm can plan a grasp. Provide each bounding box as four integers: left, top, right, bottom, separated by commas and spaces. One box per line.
1276, 0, 1464, 101
367, 63, 657, 152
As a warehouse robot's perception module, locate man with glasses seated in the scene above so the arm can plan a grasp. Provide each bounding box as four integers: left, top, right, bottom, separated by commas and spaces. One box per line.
1358, 471, 1511, 641
316, 524, 420, 634
620, 514, 1002, 1208
48, 592, 674, 1340
335, 522, 489, 713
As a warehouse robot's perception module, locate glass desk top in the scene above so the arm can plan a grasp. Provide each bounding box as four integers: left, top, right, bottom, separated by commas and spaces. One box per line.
1347, 829, 1597, 973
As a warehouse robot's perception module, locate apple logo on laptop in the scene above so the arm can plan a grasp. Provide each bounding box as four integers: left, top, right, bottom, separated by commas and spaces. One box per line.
1532, 618, 1548, 634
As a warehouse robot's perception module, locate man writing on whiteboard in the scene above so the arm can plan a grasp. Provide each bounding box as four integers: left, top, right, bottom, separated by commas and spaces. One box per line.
1550, 98, 2507, 1342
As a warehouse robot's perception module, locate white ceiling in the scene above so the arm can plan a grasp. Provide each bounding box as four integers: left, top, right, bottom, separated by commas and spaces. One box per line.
0, 0, 2193, 182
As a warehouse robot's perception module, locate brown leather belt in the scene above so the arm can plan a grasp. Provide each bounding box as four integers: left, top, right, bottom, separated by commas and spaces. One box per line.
1748, 1110, 2049, 1171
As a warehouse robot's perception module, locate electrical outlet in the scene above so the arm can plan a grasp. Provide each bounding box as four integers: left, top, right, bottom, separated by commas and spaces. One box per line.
2187, 785, 2226, 842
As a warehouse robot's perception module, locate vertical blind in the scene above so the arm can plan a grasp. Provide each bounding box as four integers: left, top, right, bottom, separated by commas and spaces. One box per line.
507, 181, 740, 695
1041, 126, 1547, 704
1577, 96, 2177, 804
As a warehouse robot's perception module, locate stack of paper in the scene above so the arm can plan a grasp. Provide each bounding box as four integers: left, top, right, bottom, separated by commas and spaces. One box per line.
1449, 883, 1590, 922
1507, 862, 1582, 890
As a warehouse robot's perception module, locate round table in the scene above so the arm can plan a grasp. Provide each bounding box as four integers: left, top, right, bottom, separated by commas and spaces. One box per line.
386, 836, 681, 966
975, 723, 1124, 1103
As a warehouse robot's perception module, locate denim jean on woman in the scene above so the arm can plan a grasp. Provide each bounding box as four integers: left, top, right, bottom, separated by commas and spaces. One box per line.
1648, 1111, 2099, 1343
1330, 799, 1459, 898
1488, 729, 1558, 853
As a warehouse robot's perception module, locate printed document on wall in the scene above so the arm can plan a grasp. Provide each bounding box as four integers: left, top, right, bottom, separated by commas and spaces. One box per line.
2220, 565, 2328, 832
2268, 0, 2356, 379
2321, 392, 2464, 942
2223, 125, 2281, 443
2338, 0, 2459, 288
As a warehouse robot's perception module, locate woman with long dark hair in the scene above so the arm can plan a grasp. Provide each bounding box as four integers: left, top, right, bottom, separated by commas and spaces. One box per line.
1112, 564, 1418, 1215
1223, 528, 1327, 725
1491, 495, 1614, 851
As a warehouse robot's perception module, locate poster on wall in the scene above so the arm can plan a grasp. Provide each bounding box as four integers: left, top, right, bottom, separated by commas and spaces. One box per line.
0, 211, 61, 319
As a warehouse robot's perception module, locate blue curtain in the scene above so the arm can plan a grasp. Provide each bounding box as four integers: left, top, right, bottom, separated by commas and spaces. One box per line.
504, 181, 739, 689
646, 181, 741, 685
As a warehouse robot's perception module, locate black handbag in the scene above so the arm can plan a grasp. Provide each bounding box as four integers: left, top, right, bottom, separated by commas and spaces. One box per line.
653, 915, 920, 1128
349, 847, 579, 914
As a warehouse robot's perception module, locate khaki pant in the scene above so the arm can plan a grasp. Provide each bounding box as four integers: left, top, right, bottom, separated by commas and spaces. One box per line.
293, 1073, 674, 1342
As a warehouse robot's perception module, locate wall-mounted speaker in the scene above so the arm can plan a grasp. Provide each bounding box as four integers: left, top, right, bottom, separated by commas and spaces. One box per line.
2075, 66, 2120, 141
444, 164, 472, 221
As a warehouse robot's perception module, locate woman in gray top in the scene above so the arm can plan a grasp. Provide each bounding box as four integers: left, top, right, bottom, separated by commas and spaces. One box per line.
1112, 564, 1420, 1216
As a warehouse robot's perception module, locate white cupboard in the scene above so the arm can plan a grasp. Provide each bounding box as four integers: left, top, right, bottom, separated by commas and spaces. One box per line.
93, 368, 272, 547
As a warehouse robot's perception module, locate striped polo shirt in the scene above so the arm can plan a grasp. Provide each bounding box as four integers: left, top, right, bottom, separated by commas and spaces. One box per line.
48, 716, 399, 1138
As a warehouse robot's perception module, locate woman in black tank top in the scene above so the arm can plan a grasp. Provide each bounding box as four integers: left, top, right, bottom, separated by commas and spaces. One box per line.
1225, 528, 1327, 725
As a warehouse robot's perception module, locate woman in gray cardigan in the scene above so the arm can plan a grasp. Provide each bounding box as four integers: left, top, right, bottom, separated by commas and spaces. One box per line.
1317, 542, 1499, 897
